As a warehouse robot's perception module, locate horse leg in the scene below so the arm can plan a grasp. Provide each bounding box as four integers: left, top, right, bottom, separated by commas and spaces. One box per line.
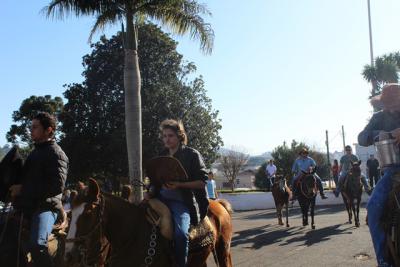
277, 204, 283, 225
311, 198, 316, 229
355, 196, 361, 227
303, 201, 309, 226
215, 237, 233, 267
343, 193, 352, 224
285, 200, 290, 228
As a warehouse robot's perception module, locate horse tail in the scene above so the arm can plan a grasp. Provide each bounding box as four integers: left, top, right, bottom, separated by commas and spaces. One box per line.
216, 199, 233, 215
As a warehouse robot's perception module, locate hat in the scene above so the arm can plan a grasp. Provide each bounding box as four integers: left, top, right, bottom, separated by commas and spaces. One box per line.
371, 83, 400, 111
299, 148, 309, 155
146, 156, 188, 186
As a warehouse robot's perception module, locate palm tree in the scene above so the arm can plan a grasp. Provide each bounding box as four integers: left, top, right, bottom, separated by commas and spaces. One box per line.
362, 52, 400, 97
44, 0, 214, 203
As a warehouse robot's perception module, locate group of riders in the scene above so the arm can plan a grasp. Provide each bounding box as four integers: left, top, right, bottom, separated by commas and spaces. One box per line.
265, 83, 400, 267
2, 83, 400, 267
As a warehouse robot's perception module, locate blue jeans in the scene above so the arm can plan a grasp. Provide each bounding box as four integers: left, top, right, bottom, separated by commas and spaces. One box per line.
29, 210, 57, 267
336, 171, 369, 193
368, 166, 400, 267
160, 199, 190, 267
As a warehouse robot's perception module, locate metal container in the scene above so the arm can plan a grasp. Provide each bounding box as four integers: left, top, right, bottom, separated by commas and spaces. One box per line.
375, 139, 400, 167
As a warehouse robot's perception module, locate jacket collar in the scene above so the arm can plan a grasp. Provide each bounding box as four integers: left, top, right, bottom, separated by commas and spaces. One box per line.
34, 140, 55, 148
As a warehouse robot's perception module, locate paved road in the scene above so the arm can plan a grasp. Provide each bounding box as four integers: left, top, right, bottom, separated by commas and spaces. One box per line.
208, 203, 376, 267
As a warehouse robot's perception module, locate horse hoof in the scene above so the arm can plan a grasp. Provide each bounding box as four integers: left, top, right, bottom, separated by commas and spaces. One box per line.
303, 222, 308, 226
348, 221, 352, 224
279, 222, 284, 226
312, 225, 315, 230
355, 222, 360, 228
286, 224, 290, 228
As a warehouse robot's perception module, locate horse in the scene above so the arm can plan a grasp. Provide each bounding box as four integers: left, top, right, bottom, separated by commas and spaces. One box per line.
341, 160, 363, 227
0, 147, 68, 267
65, 178, 233, 267
271, 175, 291, 227
296, 168, 318, 229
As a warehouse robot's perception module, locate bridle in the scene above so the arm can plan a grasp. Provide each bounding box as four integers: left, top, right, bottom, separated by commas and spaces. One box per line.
300, 173, 317, 199
65, 193, 159, 267
65, 195, 109, 267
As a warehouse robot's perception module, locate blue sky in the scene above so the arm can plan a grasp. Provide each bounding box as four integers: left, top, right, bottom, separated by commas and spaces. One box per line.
1, 0, 400, 155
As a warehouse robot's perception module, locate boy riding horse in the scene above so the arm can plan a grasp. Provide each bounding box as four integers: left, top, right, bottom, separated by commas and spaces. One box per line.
9, 112, 68, 267
359, 83, 400, 267
291, 148, 327, 202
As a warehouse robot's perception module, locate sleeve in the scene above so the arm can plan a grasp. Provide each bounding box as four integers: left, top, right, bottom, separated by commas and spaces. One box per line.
310, 158, 316, 167
358, 113, 382, 146
191, 150, 208, 183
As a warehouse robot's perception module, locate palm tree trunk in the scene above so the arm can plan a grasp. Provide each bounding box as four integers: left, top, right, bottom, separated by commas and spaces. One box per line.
124, 11, 143, 204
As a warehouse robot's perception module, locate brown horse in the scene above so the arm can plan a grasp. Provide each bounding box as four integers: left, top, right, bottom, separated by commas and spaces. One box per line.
341, 161, 363, 227
296, 168, 318, 229
271, 175, 291, 227
65, 179, 233, 267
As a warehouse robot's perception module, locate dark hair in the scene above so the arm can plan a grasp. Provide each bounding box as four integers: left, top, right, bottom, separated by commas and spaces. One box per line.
333, 159, 338, 165
33, 112, 56, 138
160, 119, 188, 145
345, 145, 352, 151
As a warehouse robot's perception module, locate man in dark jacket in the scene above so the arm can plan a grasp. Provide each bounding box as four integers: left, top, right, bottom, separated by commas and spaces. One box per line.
9, 112, 68, 267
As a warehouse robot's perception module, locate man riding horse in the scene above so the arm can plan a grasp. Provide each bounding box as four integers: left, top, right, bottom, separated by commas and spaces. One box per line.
359, 83, 400, 267
334, 145, 371, 197
9, 112, 68, 267
291, 148, 328, 202
145, 119, 210, 267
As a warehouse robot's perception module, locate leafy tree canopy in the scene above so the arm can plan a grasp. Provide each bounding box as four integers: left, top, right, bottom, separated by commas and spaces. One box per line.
60, 23, 222, 181
6, 95, 64, 145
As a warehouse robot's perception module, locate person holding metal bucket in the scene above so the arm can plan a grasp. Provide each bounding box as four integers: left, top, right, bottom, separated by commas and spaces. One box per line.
358, 83, 400, 267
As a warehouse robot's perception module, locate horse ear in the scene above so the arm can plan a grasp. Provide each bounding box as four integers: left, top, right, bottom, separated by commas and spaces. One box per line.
87, 178, 100, 202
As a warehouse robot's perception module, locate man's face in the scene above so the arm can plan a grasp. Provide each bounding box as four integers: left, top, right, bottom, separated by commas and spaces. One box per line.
370, 155, 374, 159
301, 152, 308, 158
345, 148, 352, 155
30, 119, 51, 143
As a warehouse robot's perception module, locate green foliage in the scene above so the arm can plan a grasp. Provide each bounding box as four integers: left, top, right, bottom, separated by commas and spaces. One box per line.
6, 95, 64, 144
254, 162, 269, 189
362, 52, 400, 96
60, 24, 222, 181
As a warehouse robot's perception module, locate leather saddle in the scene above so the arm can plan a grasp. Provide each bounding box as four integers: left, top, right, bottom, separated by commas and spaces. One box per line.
144, 198, 214, 252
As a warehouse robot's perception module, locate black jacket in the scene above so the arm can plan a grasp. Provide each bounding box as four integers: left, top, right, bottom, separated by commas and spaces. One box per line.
159, 145, 209, 225
18, 140, 68, 212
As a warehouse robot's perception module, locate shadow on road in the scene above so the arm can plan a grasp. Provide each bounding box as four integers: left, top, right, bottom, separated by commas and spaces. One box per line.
280, 224, 353, 247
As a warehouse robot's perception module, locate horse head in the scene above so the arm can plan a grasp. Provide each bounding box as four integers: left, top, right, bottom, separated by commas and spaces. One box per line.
350, 160, 362, 177
0, 146, 23, 202
300, 167, 317, 198
65, 178, 108, 267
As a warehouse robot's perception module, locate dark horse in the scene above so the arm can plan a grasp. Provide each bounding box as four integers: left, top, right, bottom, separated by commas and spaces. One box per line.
296, 168, 318, 229
341, 161, 363, 227
271, 175, 291, 227
65, 179, 233, 267
0, 147, 66, 267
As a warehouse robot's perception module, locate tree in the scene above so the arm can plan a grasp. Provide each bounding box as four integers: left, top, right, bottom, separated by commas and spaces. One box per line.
59, 27, 222, 183
254, 162, 269, 190
6, 95, 64, 145
362, 52, 400, 97
220, 148, 249, 192
45, 0, 214, 203
269, 140, 328, 185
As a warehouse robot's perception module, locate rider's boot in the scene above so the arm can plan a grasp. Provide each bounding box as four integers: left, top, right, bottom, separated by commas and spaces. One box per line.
320, 192, 328, 199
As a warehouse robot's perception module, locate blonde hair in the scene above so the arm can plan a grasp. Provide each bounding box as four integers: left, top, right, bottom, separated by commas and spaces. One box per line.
160, 119, 188, 145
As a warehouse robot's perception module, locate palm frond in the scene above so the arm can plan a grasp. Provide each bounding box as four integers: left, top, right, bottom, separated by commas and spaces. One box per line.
89, 9, 122, 42
138, 0, 214, 54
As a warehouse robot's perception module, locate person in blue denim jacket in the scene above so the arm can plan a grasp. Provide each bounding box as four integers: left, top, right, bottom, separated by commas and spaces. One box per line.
358, 83, 400, 267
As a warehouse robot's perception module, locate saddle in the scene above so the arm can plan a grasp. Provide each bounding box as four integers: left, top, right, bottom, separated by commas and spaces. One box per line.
144, 199, 215, 252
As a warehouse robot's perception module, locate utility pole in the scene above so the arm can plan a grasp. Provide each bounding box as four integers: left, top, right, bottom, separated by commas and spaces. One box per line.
326, 130, 332, 189
367, 0, 377, 96
342, 125, 346, 152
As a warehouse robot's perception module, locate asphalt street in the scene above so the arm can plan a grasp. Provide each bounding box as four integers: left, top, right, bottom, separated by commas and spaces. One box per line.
208, 203, 376, 267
